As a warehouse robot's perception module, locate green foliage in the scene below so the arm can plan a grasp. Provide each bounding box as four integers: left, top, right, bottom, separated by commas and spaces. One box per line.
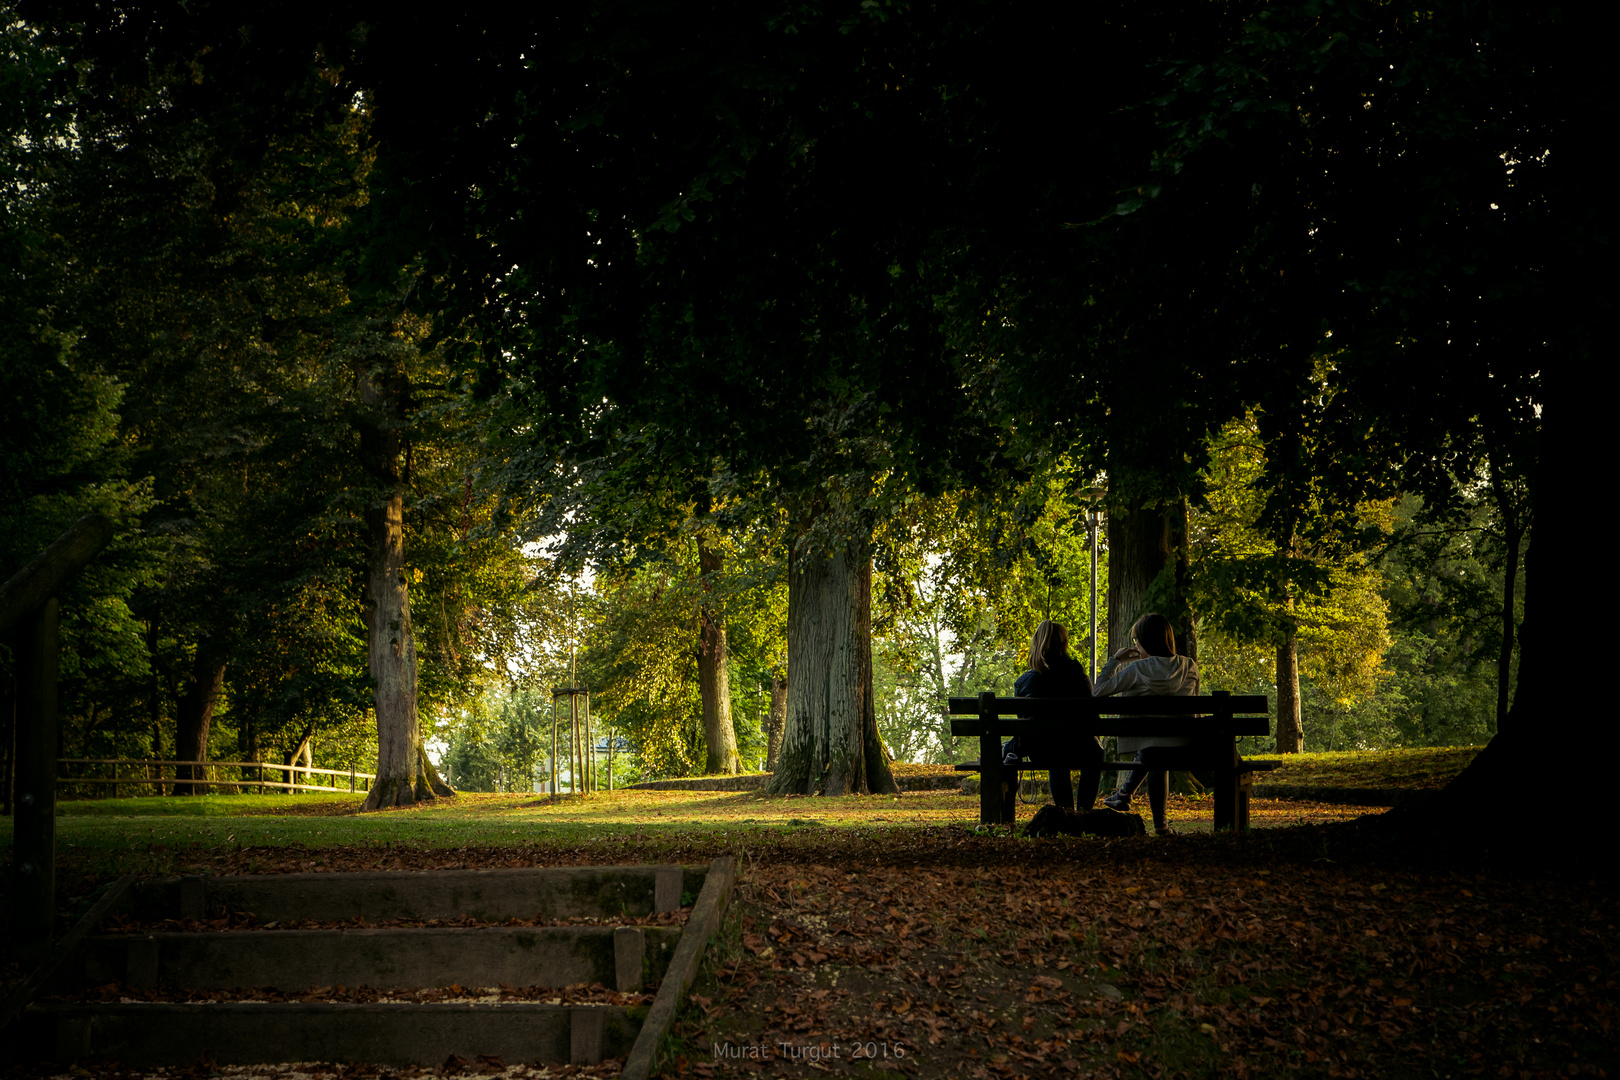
578, 530, 784, 781
1369, 492, 1524, 748
872, 472, 1107, 763
2, 10, 540, 785
1190, 416, 1395, 752
440, 686, 552, 793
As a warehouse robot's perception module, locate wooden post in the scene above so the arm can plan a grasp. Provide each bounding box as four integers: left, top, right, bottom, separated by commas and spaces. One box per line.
13, 598, 59, 958
551, 696, 560, 795
978, 691, 1003, 826
576, 693, 589, 793
574, 692, 582, 793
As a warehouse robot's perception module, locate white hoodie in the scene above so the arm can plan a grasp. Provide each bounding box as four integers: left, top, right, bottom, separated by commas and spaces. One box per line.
1092, 654, 1201, 754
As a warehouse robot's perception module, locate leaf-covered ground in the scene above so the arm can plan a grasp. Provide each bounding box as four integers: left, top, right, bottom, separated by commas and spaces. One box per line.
676, 829, 1616, 1080
5, 780, 1614, 1080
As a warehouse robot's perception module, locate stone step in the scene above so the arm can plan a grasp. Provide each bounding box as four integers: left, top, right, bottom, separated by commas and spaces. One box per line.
80, 924, 680, 993
132, 865, 705, 923
9, 858, 739, 1073
26, 1001, 637, 1067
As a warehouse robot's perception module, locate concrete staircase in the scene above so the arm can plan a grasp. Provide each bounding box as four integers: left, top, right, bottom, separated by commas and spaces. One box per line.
15, 861, 734, 1074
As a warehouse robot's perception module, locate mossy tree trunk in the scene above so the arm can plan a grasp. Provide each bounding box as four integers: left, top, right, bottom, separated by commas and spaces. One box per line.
357, 354, 454, 811
697, 539, 741, 774
1274, 615, 1303, 753
767, 535, 897, 796
1107, 497, 1196, 657
766, 670, 787, 771
173, 643, 226, 796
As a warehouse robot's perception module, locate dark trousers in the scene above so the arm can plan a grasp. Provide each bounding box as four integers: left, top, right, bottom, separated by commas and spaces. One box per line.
1001, 736, 1104, 813
1111, 751, 1171, 829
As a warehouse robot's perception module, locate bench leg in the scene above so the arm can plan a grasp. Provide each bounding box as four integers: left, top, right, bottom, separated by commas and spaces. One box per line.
1212, 737, 1239, 832
1001, 767, 1019, 821
1237, 772, 1252, 831
980, 732, 1005, 825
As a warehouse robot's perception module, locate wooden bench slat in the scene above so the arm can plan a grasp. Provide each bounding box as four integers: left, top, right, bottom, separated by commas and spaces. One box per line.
950, 718, 1272, 737
947, 694, 1268, 716
956, 759, 1282, 772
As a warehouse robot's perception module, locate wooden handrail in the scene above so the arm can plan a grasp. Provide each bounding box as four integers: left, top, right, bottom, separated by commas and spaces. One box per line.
0, 514, 114, 636
6, 514, 116, 955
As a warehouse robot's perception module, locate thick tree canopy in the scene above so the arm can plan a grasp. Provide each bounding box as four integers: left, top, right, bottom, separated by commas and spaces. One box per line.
9, 0, 1600, 837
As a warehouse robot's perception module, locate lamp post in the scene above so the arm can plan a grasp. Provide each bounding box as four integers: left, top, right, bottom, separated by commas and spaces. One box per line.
1087, 507, 1102, 682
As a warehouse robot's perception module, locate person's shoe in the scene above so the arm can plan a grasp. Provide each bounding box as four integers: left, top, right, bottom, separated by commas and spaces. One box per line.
1102, 792, 1130, 812
1154, 822, 1175, 836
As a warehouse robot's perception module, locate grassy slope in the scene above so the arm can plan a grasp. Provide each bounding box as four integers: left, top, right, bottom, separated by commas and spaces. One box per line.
1247, 745, 1482, 789
892, 747, 1482, 791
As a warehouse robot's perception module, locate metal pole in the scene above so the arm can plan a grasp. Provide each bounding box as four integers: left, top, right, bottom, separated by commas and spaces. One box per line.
1089, 509, 1100, 683
13, 598, 59, 960
551, 696, 559, 795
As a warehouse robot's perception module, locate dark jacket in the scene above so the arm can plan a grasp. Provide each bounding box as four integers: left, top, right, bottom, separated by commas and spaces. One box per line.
1014, 653, 1093, 701
1008, 652, 1102, 768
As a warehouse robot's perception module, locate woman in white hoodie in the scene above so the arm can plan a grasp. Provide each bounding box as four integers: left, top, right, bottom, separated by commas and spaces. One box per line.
1093, 612, 1199, 834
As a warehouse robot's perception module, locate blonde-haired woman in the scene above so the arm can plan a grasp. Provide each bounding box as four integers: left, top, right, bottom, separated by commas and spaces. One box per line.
1003, 619, 1102, 812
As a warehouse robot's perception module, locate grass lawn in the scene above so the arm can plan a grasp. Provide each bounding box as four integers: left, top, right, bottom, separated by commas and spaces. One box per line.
1246, 746, 1483, 790
17, 785, 1374, 882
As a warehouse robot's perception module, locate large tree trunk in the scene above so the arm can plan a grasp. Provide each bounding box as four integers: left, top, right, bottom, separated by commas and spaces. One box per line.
1390, 373, 1599, 851
174, 643, 226, 796
357, 355, 453, 811
767, 535, 898, 796
766, 671, 787, 771
1274, 617, 1303, 753
697, 540, 740, 774
1484, 439, 1525, 737
1106, 497, 1196, 656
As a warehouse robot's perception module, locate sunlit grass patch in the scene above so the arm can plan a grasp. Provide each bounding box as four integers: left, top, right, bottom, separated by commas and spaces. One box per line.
56, 792, 360, 817
1250, 745, 1480, 789
16, 785, 1382, 874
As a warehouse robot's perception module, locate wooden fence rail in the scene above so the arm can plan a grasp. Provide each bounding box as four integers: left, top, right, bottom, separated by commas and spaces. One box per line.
55, 758, 376, 796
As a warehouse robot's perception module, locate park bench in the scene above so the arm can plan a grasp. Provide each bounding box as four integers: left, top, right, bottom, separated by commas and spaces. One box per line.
948, 691, 1276, 830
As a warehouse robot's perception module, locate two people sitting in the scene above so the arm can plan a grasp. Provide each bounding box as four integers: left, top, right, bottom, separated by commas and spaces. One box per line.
1005, 612, 1198, 836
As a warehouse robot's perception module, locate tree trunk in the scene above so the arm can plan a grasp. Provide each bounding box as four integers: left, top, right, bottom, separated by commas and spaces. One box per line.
360, 484, 432, 808
1274, 618, 1303, 753
1494, 524, 1521, 736
1484, 439, 1525, 737
766, 672, 787, 771
145, 621, 164, 795
767, 535, 898, 796
236, 704, 260, 795
1392, 394, 1586, 845
174, 644, 226, 796
697, 540, 740, 774
357, 355, 453, 811
1107, 497, 1196, 656
285, 727, 312, 793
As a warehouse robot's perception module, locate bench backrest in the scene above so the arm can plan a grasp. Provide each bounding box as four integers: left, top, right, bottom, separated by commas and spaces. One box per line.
946, 692, 1268, 718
